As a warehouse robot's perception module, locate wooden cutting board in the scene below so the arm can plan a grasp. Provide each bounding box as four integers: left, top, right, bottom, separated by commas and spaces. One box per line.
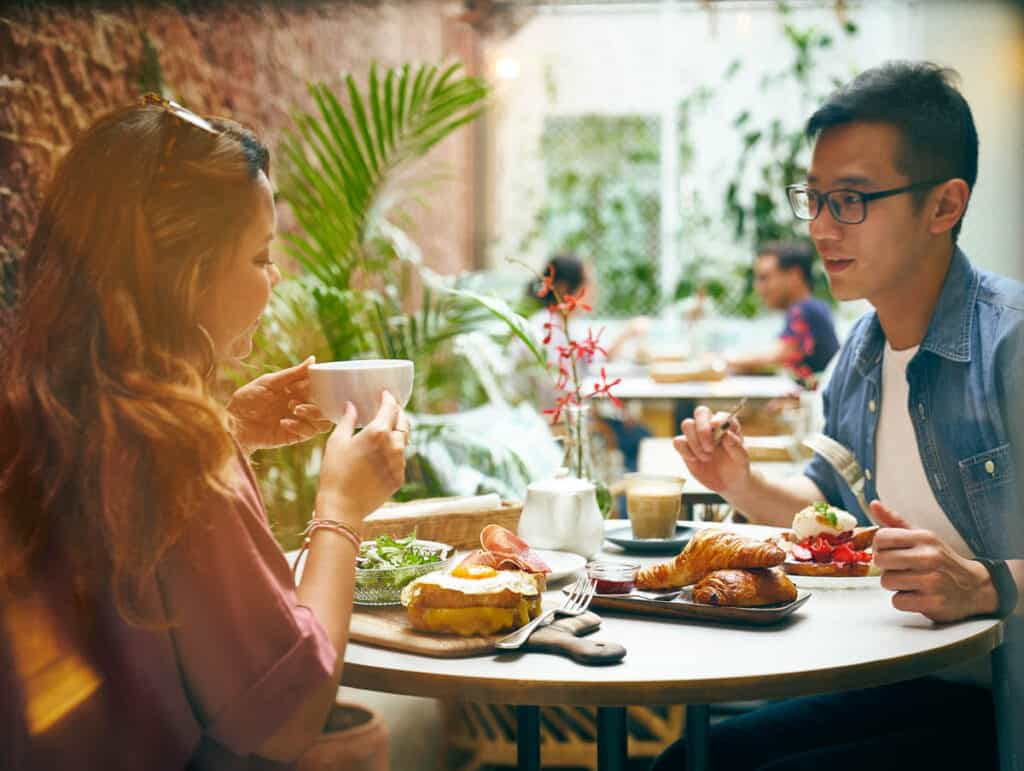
350, 606, 625, 664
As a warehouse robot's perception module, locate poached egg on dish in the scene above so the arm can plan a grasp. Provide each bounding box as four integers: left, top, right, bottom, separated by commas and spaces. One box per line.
402, 563, 542, 599
791, 502, 857, 542
401, 564, 545, 636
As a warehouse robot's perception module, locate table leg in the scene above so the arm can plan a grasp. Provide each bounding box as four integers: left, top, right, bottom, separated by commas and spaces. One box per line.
992, 643, 1021, 771
596, 706, 628, 771
515, 705, 541, 771
686, 704, 710, 771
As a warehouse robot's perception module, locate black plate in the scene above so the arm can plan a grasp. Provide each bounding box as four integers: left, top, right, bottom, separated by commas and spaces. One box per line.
604, 522, 694, 554
566, 586, 812, 626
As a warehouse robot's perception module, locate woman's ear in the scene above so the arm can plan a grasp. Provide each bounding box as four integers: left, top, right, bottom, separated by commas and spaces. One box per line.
929, 179, 970, 236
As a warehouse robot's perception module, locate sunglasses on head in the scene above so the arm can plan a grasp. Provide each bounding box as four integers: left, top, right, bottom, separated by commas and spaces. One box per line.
140, 92, 221, 178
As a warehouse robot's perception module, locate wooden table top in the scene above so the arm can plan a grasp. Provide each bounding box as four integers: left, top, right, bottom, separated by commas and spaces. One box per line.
339, 522, 1002, 707
611, 374, 797, 402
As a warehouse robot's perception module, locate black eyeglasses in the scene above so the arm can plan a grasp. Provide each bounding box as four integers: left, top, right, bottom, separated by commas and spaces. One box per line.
141, 92, 220, 178
786, 179, 948, 225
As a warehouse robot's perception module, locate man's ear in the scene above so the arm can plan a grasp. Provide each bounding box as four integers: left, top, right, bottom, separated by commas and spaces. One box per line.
928, 178, 970, 236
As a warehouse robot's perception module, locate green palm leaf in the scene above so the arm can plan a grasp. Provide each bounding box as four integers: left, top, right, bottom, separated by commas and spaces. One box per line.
279, 62, 487, 294
256, 61, 545, 517
277, 61, 488, 366
445, 287, 548, 370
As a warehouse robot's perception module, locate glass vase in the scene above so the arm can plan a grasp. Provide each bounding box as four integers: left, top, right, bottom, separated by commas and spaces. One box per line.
561, 402, 613, 516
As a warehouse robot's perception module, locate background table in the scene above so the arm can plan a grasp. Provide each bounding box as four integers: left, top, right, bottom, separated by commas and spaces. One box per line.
606, 373, 799, 437
339, 522, 1003, 771
611, 374, 797, 402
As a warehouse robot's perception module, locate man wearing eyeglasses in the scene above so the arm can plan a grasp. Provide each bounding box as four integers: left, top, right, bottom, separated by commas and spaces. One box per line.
659, 61, 1023, 770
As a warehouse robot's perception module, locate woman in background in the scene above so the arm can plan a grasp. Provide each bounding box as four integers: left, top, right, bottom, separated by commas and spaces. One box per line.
525, 253, 651, 473
0, 96, 407, 769
526, 253, 649, 364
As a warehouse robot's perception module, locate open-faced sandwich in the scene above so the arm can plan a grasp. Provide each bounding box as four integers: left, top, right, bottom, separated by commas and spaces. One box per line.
634, 528, 797, 607
400, 525, 551, 636
776, 502, 878, 577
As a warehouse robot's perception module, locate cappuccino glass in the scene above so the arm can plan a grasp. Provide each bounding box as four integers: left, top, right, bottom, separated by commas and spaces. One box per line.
625, 473, 685, 539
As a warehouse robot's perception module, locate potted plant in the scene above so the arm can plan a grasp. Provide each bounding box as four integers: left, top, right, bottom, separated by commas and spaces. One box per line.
245, 62, 551, 544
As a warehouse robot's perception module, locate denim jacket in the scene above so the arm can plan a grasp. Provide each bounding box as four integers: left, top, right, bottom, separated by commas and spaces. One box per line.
803, 248, 1024, 559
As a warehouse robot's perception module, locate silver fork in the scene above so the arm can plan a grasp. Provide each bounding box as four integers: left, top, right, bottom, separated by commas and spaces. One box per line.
494, 574, 597, 650
801, 433, 871, 518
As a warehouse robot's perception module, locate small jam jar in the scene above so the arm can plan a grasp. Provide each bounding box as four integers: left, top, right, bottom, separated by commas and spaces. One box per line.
587, 559, 639, 595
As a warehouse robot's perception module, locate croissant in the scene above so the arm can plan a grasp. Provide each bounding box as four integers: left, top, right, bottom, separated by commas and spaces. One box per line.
693, 567, 797, 607
635, 529, 785, 590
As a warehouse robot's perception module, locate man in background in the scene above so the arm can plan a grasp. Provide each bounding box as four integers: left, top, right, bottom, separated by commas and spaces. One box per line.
727, 240, 840, 383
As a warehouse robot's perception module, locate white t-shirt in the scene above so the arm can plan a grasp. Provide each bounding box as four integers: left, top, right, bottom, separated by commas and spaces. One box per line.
875, 342, 990, 687
875, 343, 973, 558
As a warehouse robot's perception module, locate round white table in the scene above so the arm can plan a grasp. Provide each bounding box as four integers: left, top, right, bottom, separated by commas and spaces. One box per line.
339, 523, 1004, 771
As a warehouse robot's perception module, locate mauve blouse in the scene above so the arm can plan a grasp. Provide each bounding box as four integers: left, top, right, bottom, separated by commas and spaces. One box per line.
3, 454, 337, 770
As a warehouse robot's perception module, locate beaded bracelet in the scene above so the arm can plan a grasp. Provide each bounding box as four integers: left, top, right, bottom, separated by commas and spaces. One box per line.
292, 518, 363, 580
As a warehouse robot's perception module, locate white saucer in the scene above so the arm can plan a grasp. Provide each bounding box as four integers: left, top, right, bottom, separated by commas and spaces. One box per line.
533, 549, 587, 582
787, 573, 882, 590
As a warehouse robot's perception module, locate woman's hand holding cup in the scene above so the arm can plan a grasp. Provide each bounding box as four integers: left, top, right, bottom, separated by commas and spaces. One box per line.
316, 390, 409, 526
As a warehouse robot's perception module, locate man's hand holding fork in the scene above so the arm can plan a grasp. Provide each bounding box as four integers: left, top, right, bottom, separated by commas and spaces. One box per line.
673, 400, 752, 499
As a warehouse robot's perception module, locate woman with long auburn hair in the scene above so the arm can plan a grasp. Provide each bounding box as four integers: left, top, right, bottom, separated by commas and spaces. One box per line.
0, 96, 408, 769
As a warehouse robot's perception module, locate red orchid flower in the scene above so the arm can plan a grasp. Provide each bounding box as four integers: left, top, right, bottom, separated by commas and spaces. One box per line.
542, 391, 579, 424
575, 328, 608, 365
555, 364, 571, 391
536, 265, 556, 299
525, 264, 620, 426
590, 367, 623, 408
541, 306, 558, 345
557, 287, 593, 315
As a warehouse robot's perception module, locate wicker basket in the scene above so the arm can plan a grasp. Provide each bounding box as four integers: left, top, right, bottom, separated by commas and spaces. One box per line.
362, 498, 524, 550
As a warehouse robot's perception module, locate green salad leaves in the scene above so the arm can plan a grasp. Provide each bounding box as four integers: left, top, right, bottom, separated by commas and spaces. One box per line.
354, 531, 453, 602
356, 531, 448, 570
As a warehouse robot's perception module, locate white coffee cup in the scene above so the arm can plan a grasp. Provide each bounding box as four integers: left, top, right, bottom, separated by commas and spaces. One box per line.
308, 359, 414, 425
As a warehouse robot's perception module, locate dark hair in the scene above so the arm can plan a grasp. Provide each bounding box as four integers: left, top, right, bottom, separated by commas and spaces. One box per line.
758, 240, 814, 288
805, 61, 978, 242
527, 253, 585, 306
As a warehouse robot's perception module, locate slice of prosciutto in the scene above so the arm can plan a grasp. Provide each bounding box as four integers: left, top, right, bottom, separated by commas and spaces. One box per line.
453, 525, 551, 574
454, 549, 496, 570
481, 525, 551, 573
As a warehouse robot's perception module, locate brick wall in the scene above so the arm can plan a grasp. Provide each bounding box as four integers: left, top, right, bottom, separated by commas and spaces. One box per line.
0, 0, 483, 350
